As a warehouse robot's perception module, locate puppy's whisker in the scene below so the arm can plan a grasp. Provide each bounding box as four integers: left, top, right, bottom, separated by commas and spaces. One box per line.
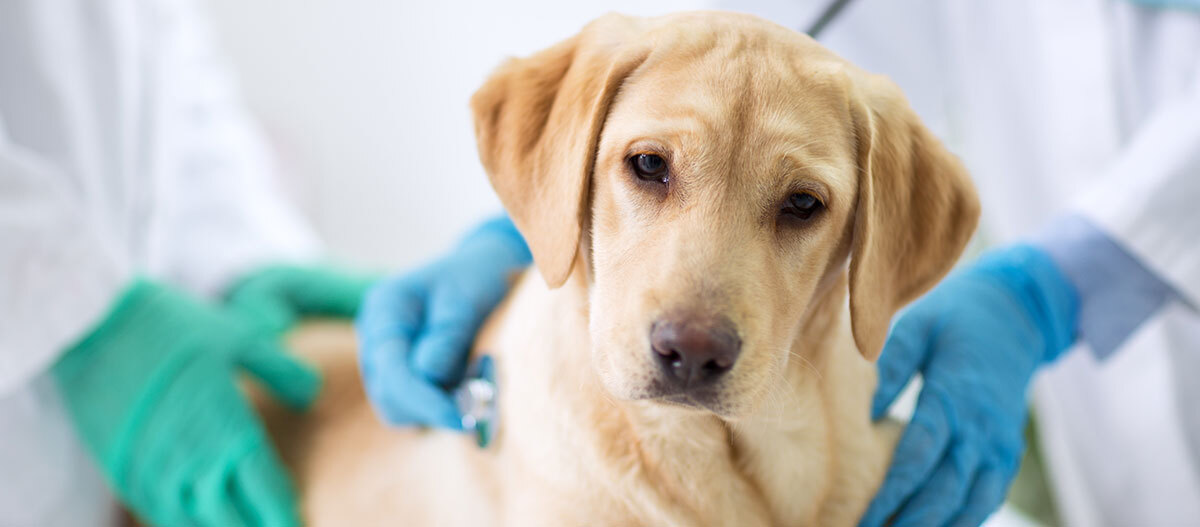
762, 345, 824, 385
783, 349, 823, 384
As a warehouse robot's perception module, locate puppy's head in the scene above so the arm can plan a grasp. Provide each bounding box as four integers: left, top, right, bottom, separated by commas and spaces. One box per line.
472, 12, 978, 417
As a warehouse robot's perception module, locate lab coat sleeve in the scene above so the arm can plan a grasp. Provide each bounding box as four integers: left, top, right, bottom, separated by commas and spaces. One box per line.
0, 125, 129, 397
1074, 70, 1200, 309
1036, 214, 1179, 358
153, 0, 320, 298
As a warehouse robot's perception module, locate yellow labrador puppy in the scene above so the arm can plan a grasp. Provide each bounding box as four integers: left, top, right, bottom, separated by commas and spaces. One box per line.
263, 11, 979, 526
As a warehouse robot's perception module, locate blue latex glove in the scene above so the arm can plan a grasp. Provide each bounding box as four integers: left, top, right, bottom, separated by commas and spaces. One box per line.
356, 216, 531, 429
860, 245, 1079, 527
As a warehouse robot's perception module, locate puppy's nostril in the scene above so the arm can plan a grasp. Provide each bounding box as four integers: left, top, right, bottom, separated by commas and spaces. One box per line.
668, 352, 683, 368
657, 347, 683, 366
702, 358, 732, 373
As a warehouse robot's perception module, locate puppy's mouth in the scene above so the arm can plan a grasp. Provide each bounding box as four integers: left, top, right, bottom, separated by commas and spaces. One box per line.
644, 381, 730, 415
662, 393, 714, 409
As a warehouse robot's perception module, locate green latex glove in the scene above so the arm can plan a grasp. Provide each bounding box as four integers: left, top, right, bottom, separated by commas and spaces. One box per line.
53, 279, 319, 527
225, 264, 377, 335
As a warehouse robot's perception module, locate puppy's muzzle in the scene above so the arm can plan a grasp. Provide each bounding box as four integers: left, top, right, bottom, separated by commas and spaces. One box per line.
650, 313, 741, 393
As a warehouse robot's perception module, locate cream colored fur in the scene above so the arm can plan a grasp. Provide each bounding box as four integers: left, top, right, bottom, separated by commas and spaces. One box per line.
259, 11, 979, 526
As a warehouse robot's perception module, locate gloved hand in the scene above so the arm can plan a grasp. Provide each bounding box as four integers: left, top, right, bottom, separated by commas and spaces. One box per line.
860, 245, 1079, 527
357, 216, 531, 429
53, 279, 320, 527
225, 264, 377, 336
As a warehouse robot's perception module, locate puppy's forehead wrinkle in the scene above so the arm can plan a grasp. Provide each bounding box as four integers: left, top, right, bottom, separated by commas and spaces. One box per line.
640, 16, 775, 75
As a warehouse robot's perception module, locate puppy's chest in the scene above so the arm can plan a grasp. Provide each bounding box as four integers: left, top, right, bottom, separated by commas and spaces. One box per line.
730, 420, 836, 526
484, 275, 836, 525
634, 418, 837, 526
500, 402, 782, 526
496, 359, 831, 526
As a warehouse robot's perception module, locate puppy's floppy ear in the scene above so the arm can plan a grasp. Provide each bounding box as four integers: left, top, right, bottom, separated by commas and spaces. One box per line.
846, 73, 980, 360
470, 14, 650, 288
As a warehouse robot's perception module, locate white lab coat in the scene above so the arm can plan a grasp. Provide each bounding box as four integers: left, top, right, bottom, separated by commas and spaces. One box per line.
0, 0, 319, 525
725, 0, 1200, 524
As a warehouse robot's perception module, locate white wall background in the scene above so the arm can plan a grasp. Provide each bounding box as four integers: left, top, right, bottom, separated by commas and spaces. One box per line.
203, 0, 709, 271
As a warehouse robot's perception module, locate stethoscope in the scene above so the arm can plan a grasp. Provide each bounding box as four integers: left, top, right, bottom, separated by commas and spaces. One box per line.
805, 0, 855, 39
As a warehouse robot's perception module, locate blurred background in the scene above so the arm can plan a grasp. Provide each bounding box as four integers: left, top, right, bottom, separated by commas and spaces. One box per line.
203, 0, 709, 270
4, 2, 1194, 526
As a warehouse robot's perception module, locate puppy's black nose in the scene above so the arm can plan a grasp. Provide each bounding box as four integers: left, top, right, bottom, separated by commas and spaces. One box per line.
651, 314, 741, 389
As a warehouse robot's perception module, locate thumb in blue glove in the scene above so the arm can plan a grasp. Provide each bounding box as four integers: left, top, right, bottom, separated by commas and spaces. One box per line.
356, 215, 531, 430
860, 245, 1078, 527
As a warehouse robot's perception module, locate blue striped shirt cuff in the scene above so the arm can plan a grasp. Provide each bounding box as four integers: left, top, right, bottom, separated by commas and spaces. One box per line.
1032, 215, 1180, 359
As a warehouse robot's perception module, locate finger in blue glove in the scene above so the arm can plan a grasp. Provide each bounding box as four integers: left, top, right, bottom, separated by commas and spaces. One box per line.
356, 215, 531, 430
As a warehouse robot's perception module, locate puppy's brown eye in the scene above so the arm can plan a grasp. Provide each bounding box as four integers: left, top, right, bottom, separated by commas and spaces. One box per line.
780, 192, 823, 220
631, 153, 668, 184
